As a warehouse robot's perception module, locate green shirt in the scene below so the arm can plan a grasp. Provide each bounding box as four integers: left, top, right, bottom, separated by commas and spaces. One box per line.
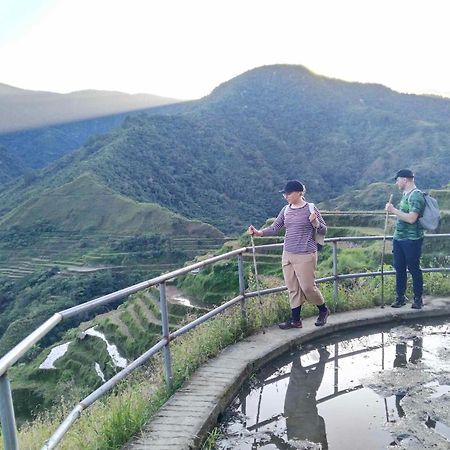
393, 189, 425, 241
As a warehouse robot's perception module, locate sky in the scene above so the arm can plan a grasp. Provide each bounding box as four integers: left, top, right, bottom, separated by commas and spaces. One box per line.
1, 0, 450, 100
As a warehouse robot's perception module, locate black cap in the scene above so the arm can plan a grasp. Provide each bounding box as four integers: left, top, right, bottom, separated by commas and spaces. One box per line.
279, 180, 304, 193
395, 169, 415, 180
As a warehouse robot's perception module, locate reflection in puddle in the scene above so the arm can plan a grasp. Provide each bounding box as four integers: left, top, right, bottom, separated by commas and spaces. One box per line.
426, 381, 450, 399
217, 320, 450, 449
425, 415, 450, 441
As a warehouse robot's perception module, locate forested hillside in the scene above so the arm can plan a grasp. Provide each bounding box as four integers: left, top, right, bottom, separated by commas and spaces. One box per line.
0, 145, 24, 184
0, 101, 191, 183
1, 64, 449, 356
1, 64, 449, 232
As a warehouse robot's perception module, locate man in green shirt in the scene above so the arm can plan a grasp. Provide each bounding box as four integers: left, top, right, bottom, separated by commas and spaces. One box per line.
385, 169, 425, 309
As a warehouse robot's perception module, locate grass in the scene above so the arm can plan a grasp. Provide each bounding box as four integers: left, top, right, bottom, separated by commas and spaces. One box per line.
201, 427, 221, 450
2, 271, 449, 450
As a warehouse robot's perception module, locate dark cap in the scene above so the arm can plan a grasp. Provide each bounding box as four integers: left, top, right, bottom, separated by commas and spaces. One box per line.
279, 180, 304, 193
395, 169, 415, 180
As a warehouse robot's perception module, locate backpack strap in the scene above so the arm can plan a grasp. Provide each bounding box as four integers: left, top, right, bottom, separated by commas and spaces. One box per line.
284, 203, 315, 217
407, 188, 421, 202
407, 188, 425, 218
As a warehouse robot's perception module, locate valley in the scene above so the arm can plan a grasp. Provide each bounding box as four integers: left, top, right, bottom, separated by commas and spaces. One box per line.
0, 63, 449, 447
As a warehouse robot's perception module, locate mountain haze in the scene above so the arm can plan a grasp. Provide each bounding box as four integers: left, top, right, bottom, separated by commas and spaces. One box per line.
0, 82, 180, 133
0, 87, 189, 180
1, 64, 450, 233
0, 106, 187, 173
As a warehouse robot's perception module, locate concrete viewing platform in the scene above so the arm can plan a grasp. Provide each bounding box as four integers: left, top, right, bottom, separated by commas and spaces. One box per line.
123, 296, 450, 450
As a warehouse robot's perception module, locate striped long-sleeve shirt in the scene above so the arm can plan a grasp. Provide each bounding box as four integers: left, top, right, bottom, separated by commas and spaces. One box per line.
261, 203, 327, 254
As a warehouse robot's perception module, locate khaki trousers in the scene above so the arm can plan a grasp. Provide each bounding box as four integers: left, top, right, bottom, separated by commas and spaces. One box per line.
282, 251, 325, 309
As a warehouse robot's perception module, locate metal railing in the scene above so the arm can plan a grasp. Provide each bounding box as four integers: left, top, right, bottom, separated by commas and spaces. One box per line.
0, 234, 449, 449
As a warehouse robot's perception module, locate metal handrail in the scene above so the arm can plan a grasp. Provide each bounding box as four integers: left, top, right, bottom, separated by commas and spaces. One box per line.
0, 233, 449, 449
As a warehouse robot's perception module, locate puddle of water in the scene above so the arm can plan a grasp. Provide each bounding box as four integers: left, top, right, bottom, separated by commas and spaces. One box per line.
39, 342, 71, 369
85, 327, 127, 368
217, 319, 450, 450
431, 419, 450, 441
425, 381, 450, 399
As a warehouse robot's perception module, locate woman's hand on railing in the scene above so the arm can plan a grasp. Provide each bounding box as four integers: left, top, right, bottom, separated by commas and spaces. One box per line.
248, 225, 263, 237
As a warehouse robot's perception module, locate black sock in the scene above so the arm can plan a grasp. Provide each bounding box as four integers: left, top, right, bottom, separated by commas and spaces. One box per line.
292, 306, 301, 322
317, 303, 327, 312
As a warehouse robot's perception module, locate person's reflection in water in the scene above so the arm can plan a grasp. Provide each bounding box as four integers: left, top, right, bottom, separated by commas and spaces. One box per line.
409, 336, 423, 364
393, 336, 423, 418
284, 346, 329, 449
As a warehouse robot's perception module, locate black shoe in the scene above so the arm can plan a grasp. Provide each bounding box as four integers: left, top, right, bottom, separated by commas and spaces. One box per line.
315, 308, 329, 326
278, 319, 302, 329
391, 296, 408, 308
411, 297, 423, 309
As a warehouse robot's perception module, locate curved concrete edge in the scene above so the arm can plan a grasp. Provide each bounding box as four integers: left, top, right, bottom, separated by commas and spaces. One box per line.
123, 296, 450, 450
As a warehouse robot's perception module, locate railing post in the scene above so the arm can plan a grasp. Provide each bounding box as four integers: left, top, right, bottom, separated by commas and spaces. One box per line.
332, 241, 339, 308
159, 282, 173, 388
0, 374, 19, 450
237, 254, 247, 323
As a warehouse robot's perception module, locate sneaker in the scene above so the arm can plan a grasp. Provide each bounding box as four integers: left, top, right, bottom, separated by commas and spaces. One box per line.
315, 308, 329, 327
411, 297, 423, 309
391, 295, 408, 308
278, 319, 302, 329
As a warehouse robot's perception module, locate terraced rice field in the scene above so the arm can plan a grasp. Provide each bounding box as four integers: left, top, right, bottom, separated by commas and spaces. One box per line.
0, 233, 226, 279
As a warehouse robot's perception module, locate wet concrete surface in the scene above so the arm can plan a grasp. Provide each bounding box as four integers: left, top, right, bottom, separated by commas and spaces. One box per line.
218, 320, 450, 449
122, 296, 450, 450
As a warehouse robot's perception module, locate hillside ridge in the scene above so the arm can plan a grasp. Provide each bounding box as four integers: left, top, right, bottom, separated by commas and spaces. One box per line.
0, 82, 182, 134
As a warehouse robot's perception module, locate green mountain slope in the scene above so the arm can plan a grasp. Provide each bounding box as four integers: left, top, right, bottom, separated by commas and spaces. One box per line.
0, 83, 186, 183
0, 145, 25, 184
319, 182, 450, 215
0, 173, 223, 356
1, 64, 450, 233
0, 173, 222, 236
0, 100, 192, 175
318, 182, 402, 211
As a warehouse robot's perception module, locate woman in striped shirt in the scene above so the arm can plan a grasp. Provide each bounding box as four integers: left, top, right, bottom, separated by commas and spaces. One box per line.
248, 180, 329, 329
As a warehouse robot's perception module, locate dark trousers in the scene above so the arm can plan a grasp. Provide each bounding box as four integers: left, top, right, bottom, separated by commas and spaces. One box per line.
393, 238, 423, 298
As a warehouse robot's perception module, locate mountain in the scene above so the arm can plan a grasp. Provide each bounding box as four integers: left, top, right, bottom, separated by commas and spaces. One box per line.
0, 172, 222, 236
0, 145, 25, 184
318, 182, 450, 212
0, 83, 181, 133
0, 104, 189, 173
0, 173, 223, 354
318, 182, 402, 211
0, 83, 185, 181
1, 64, 450, 233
